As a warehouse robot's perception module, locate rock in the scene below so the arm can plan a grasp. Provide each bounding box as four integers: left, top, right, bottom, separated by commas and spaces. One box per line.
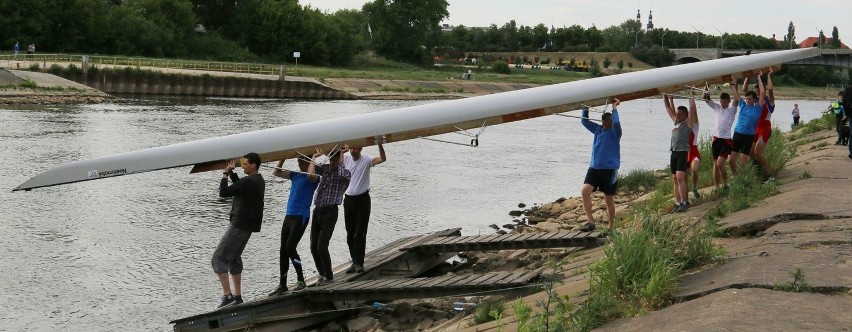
527, 216, 546, 224
347, 316, 379, 331
393, 302, 413, 317
537, 221, 562, 232
502, 224, 515, 229
555, 197, 567, 203
558, 211, 577, 221
416, 318, 434, 330
488, 224, 500, 230
518, 203, 527, 208
320, 321, 344, 332
496, 230, 507, 235
512, 218, 521, 223
508, 210, 523, 217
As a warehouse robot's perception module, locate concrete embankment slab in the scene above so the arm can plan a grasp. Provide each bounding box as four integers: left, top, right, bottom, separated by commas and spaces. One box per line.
597, 288, 852, 331
674, 244, 851, 300
718, 177, 852, 236
7, 69, 95, 90
0, 69, 24, 84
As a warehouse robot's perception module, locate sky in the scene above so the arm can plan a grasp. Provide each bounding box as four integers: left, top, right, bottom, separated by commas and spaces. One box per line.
300, 0, 851, 42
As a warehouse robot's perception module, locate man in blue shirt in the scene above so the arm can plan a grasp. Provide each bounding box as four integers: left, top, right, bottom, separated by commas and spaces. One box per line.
580, 99, 622, 230
729, 75, 765, 173
269, 157, 319, 295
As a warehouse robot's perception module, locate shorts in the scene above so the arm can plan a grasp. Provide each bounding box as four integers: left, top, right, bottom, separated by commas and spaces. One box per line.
731, 132, 754, 155
670, 151, 688, 174
687, 145, 701, 163
583, 168, 618, 195
754, 121, 772, 143
711, 137, 733, 160
212, 224, 252, 275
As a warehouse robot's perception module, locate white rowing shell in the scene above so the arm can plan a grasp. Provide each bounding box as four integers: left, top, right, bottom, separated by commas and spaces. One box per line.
14, 48, 820, 191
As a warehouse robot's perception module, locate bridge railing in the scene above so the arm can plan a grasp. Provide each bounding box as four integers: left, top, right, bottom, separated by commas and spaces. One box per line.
0, 53, 289, 76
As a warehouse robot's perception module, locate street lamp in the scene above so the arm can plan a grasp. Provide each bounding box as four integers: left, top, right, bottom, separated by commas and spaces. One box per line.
635, 30, 640, 48
692, 26, 704, 49
661, 30, 668, 47
715, 27, 725, 51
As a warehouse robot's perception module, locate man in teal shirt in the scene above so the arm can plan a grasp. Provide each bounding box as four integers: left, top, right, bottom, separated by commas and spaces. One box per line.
830, 91, 845, 145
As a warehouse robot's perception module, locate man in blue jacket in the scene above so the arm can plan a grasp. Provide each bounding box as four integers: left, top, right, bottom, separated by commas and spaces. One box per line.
580, 99, 622, 230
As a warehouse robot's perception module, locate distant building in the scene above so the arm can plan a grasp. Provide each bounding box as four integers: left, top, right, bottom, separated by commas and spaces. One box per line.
798, 36, 849, 49
441, 24, 454, 32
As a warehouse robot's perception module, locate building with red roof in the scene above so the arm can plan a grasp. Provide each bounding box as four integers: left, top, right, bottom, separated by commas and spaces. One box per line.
798, 37, 848, 49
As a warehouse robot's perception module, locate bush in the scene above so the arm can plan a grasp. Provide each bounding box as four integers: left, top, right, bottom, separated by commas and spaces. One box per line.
618, 169, 659, 192
28, 63, 40, 72
492, 61, 511, 74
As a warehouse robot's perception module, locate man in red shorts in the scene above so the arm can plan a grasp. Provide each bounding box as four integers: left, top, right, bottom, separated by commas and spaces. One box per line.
704, 83, 737, 192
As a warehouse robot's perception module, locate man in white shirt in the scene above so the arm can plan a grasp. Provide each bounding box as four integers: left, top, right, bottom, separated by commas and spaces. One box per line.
704, 85, 737, 191
342, 142, 386, 273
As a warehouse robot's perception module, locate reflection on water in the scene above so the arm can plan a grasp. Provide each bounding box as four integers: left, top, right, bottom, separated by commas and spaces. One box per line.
0, 96, 829, 330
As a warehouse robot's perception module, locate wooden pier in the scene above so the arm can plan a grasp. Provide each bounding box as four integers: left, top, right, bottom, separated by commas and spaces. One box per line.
170, 229, 606, 332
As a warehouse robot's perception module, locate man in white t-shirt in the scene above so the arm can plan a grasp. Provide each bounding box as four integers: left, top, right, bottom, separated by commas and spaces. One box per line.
342, 142, 386, 273
704, 85, 737, 191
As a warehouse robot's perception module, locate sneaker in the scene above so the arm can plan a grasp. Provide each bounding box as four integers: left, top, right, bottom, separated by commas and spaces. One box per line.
314, 276, 334, 287
234, 295, 243, 305
345, 265, 357, 274
692, 188, 701, 199
216, 294, 235, 308
681, 202, 689, 212
268, 284, 288, 296
671, 203, 681, 213
763, 177, 775, 184
354, 264, 365, 273
291, 281, 307, 292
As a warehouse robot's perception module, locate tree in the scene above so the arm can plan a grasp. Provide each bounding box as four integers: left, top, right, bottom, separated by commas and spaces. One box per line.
787, 21, 796, 49
363, 0, 449, 65
830, 26, 840, 48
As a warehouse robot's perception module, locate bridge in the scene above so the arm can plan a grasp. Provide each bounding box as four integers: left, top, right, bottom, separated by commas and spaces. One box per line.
671, 48, 852, 68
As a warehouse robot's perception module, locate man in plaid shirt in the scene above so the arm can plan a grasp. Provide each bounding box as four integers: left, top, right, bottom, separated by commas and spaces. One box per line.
308, 147, 351, 286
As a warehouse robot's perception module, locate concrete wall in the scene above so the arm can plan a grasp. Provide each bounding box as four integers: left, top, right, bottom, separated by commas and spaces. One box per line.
62, 72, 355, 100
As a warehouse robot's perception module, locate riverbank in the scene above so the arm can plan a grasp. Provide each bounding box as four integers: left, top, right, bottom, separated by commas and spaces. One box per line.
0, 69, 113, 104
0, 66, 840, 104
308, 123, 851, 331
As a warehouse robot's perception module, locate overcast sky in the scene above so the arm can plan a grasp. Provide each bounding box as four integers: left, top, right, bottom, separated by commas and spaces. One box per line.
300, 0, 850, 42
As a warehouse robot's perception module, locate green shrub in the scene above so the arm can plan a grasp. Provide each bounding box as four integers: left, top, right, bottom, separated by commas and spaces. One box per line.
618, 169, 659, 192
28, 63, 40, 71
469, 297, 505, 325
492, 61, 511, 74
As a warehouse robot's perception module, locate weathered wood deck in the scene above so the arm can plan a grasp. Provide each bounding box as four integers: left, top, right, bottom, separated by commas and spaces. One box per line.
170, 229, 605, 332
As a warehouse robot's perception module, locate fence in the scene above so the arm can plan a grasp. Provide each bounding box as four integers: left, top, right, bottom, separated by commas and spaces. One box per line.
0, 53, 290, 77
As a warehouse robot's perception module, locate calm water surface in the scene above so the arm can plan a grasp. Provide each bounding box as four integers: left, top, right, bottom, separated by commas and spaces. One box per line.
0, 96, 828, 330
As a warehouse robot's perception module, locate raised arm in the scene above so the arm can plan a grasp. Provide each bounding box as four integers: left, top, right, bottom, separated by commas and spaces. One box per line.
742, 76, 749, 94
756, 71, 766, 106
766, 68, 775, 106
664, 94, 677, 122
687, 90, 698, 128
580, 107, 600, 132
611, 99, 622, 138
271, 159, 291, 179
372, 142, 386, 166
730, 78, 741, 103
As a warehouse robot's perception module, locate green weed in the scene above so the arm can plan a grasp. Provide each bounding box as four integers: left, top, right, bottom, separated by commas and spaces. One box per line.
469, 297, 506, 326
618, 169, 659, 192
773, 268, 813, 293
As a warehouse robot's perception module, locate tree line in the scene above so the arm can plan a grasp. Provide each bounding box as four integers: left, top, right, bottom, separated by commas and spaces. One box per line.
0, 0, 845, 85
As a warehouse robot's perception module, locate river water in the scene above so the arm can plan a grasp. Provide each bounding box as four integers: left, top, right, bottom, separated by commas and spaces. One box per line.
0, 96, 828, 331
